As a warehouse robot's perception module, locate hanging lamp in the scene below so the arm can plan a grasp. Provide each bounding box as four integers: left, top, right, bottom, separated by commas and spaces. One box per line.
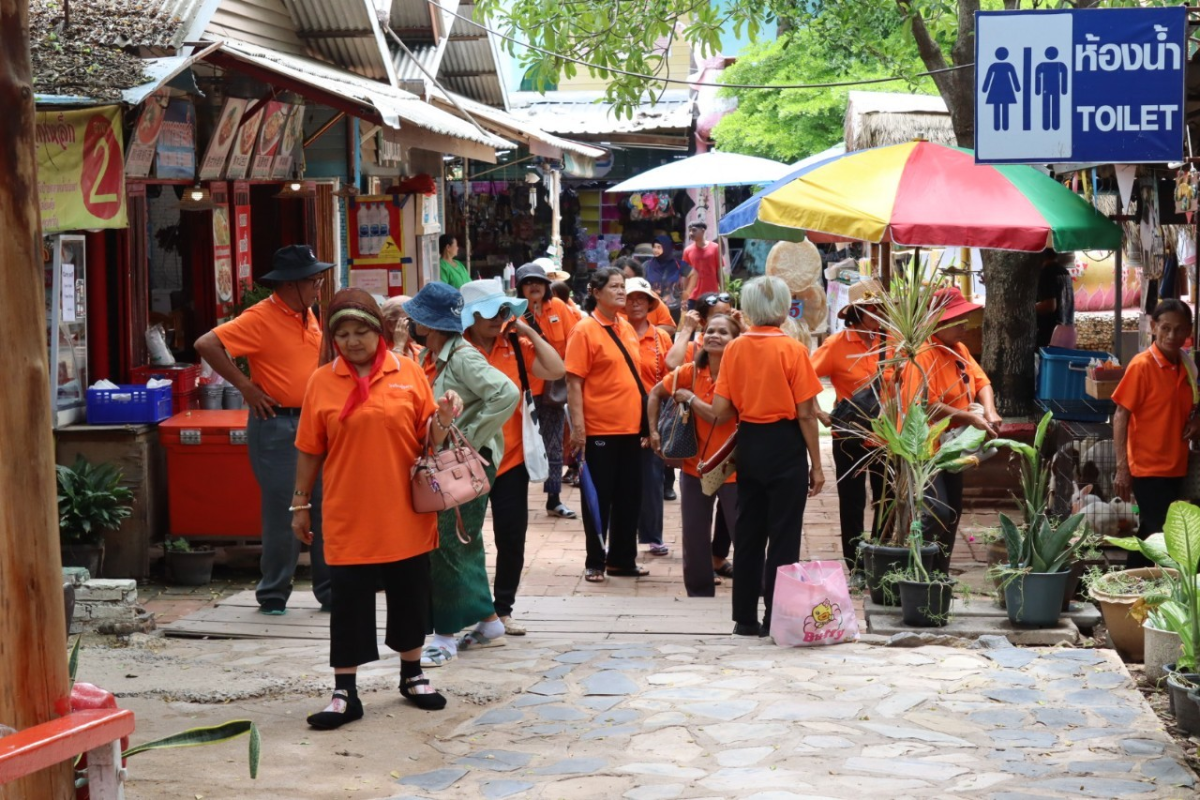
178, 184, 218, 212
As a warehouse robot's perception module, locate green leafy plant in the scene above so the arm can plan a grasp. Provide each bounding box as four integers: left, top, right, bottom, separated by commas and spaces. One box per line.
1107, 501, 1200, 671
163, 537, 192, 553
56, 457, 134, 545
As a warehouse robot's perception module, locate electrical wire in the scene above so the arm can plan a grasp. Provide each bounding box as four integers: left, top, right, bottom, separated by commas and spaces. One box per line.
427, 0, 973, 91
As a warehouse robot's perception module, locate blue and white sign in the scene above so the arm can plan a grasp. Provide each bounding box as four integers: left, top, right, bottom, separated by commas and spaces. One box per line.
975, 7, 1186, 165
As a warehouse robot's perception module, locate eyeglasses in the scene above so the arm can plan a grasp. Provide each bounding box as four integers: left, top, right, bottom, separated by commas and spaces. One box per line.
703, 293, 734, 307
302, 276, 325, 288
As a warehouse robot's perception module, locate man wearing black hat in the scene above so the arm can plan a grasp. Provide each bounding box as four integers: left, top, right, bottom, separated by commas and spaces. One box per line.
195, 245, 333, 614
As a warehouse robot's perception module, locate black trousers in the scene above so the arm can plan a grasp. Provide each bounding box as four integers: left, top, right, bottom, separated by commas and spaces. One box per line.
329, 554, 430, 668
713, 502, 732, 560
922, 470, 964, 576
733, 420, 809, 628
1129, 476, 1184, 569
488, 463, 529, 618
581, 434, 642, 571
832, 436, 884, 564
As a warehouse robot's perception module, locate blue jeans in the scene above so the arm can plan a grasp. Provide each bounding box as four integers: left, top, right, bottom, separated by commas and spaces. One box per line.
247, 413, 331, 608
638, 447, 665, 546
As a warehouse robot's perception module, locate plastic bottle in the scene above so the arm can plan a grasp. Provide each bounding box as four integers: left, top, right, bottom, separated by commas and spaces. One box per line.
503, 262, 516, 295
370, 204, 384, 254
357, 205, 371, 256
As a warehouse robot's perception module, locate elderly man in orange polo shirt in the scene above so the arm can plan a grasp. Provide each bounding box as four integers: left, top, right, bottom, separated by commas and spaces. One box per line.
195, 244, 333, 615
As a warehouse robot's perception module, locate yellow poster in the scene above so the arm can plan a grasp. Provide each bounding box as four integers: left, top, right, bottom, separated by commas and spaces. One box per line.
35, 106, 127, 233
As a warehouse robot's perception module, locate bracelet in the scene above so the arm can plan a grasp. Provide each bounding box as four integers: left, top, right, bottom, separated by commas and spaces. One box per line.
289, 503, 312, 512
434, 415, 453, 431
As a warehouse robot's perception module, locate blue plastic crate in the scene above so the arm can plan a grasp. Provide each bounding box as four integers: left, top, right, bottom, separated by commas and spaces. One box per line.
86, 384, 172, 425
1036, 346, 1115, 401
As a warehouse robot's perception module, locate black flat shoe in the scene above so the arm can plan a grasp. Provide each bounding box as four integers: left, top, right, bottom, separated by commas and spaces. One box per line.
307, 690, 363, 729
663, 489, 677, 501
732, 622, 761, 637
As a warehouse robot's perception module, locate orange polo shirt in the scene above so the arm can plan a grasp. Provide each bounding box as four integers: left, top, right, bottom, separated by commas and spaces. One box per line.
811, 329, 879, 402
618, 303, 675, 329
468, 330, 542, 476
295, 353, 438, 565
899, 337, 990, 416
529, 297, 578, 357
564, 309, 643, 436
564, 298, 583, 323
634, 321, 673, 391
1112, 344, 1196, 478
668, 363, 737, 481
714, 326, 821, 423
213, 294, 321, 408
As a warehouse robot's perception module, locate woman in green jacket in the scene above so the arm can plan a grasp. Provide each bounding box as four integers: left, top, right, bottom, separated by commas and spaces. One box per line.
438, 234, 470, 288
404, 282, 520, 668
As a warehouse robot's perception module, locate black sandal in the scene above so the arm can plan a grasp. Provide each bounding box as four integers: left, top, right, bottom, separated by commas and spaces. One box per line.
584, 568, 606, 583
714, 561, 734, 578
306, 690, 363, 729
401, 673, 447, 711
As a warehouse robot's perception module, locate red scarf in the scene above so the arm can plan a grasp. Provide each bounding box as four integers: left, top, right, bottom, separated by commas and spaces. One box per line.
335, 337, 389, 421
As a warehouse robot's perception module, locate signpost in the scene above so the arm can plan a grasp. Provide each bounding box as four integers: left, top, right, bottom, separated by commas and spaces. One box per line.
975, 6, 1186, 165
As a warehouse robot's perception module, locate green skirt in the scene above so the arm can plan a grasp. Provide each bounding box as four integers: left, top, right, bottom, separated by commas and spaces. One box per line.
429, 460, 498, 634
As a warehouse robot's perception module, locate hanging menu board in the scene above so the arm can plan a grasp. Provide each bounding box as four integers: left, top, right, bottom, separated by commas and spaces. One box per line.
271, 103, 305, 179
125, 90, 169, 178
199, 97, 248, 181
225, 106, 263, 180
250, 101, 290, 179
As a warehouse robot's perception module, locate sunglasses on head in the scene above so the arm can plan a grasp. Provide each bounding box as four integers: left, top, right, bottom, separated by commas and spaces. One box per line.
703, 293, 734, 307
955, 360, 970, 386
482, 306, 513, 322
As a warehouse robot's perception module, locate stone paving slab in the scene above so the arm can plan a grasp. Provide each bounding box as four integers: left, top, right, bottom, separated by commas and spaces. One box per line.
394, 638, 1195, 799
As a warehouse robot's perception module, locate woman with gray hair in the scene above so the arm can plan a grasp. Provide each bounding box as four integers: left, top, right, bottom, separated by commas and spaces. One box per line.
711, 276, 825, 638
380, 296, 419, 360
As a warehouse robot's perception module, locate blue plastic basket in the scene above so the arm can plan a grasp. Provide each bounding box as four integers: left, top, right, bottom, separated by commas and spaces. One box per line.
1036, 346, 1115, 401
86, 384, 173, 425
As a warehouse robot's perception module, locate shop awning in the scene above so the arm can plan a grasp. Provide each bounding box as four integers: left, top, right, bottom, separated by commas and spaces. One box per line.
429, 88, 606, 164
203, 39, 514, 162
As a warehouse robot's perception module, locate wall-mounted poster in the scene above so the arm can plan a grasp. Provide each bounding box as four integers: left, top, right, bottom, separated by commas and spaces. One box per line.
233, 181, 252, 290
347, 195, 406, 295
125, 90, 169, 177
199, 98, 248, 180
35, 107, 126, 232
154, 99, 196, 180
250, 101, 290, 179
225, 105, 263, 180
271, 103, 305, 179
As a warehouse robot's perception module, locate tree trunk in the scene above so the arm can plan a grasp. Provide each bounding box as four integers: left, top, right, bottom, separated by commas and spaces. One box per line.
982, 250, 1042, 417
0, 0, 74, 797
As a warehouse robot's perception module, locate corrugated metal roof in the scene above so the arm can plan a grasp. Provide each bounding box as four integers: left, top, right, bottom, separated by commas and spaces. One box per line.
392, 42, 441, 85
386, 0, 458, 34
204, 0, 307, 55
440, 10, 505, 108
432, 88, 605, 160
285, 0, 397, 83
211, 40, 513, 150
509, 90, 693, 135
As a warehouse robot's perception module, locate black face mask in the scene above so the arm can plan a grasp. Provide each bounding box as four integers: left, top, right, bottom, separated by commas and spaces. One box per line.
408, 319, 427, 346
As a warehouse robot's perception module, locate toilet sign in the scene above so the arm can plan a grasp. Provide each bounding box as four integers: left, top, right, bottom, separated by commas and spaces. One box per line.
975, 7, 1185, 165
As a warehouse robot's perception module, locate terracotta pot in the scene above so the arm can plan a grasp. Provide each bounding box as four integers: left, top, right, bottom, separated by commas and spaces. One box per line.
1090, 567, 1178, 663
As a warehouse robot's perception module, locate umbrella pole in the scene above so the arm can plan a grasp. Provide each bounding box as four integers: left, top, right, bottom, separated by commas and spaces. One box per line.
881, 241, 892, 288
714, 185, 729, 291
1113, 242, 1123, 362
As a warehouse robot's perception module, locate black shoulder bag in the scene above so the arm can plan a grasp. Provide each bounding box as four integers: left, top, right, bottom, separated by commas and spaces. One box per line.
602, 325, 650, 437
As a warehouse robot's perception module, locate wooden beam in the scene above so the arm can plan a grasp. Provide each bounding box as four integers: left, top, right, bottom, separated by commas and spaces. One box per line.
400, 127, 498, 163
0, 0, 74, 797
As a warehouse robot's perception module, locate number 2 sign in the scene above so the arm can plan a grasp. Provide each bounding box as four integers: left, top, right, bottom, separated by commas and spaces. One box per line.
35, 106, 127, 233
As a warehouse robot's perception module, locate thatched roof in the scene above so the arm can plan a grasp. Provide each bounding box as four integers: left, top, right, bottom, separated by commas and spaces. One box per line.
844, 91, 956, 151
29, 0, 193, 99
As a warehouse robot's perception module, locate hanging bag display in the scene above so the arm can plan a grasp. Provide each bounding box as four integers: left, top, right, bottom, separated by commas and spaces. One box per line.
510, 332, 550, 483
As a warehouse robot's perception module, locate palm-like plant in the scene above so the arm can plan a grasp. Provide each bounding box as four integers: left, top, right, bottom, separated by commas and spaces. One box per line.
56, 457, 134, 545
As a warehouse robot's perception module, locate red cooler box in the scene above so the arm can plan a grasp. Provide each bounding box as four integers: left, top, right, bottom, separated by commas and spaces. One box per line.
159, 410, 261, 538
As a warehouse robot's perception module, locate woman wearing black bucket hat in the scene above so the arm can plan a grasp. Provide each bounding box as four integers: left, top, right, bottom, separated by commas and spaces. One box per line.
196, 244, 333, 616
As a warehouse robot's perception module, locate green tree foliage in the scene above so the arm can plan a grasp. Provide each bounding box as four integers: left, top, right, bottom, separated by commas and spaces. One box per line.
711, 18, 935, 163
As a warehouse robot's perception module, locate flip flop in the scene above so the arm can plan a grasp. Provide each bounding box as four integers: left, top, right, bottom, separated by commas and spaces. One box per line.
584, 568, 606, 583
420, 645, 454, 668
546, 503, 577, 519
458, 630, 506, 650
714, 561, 735, 578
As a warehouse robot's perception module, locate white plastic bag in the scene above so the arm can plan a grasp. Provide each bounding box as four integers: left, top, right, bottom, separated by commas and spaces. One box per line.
521, 392, 549, 483
771, 561, 861, 648
145, 323, 175, 366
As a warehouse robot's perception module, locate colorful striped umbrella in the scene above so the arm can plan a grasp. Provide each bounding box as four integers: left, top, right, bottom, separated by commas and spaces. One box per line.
719, 141, 1122, 252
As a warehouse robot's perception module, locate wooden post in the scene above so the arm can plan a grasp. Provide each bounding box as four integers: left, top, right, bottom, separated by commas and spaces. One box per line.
549, 167, 561, 260
880, 241, 892, 288
1113, 243, 1123, 362
0, 0, 75, 797
462, 158, 471, 277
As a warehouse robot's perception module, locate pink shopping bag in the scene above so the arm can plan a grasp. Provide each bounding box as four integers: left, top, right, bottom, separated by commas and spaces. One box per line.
771, 560, 861, 648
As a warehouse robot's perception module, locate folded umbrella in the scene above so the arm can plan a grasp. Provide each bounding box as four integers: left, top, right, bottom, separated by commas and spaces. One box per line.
577, 456, 605, 553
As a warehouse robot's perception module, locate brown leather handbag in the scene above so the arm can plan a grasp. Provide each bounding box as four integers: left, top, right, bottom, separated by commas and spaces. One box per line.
411, 420, 491, 543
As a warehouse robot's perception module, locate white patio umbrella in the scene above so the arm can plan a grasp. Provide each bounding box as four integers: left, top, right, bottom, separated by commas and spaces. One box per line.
606, 151, 790, 192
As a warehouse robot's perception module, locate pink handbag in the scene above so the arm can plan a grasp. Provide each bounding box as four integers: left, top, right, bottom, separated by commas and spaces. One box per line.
411, 420, 491, 543
770, 561, 861, 648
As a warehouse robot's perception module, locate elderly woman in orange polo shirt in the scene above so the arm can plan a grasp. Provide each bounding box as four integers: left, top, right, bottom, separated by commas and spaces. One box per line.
516, 263, 578, 520
711, 276, 825, 638
900, 287, 1002, 576
812, 279, 885, 578
565, 267, 649, 583
1113, 299, 1200, 568
648, 312, 742, 597
293, 289, 462, 729
463, 279, 565, 636
625, 277, 675, 556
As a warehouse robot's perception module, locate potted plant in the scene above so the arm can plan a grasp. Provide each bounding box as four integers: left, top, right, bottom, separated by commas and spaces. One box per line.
1085, 565, 1176, 662
883, 529, 956, 628
851, 275, 986, 604
57, 457, 135, 577
1107, 501, 1200, 730
164, 536, 215, 586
